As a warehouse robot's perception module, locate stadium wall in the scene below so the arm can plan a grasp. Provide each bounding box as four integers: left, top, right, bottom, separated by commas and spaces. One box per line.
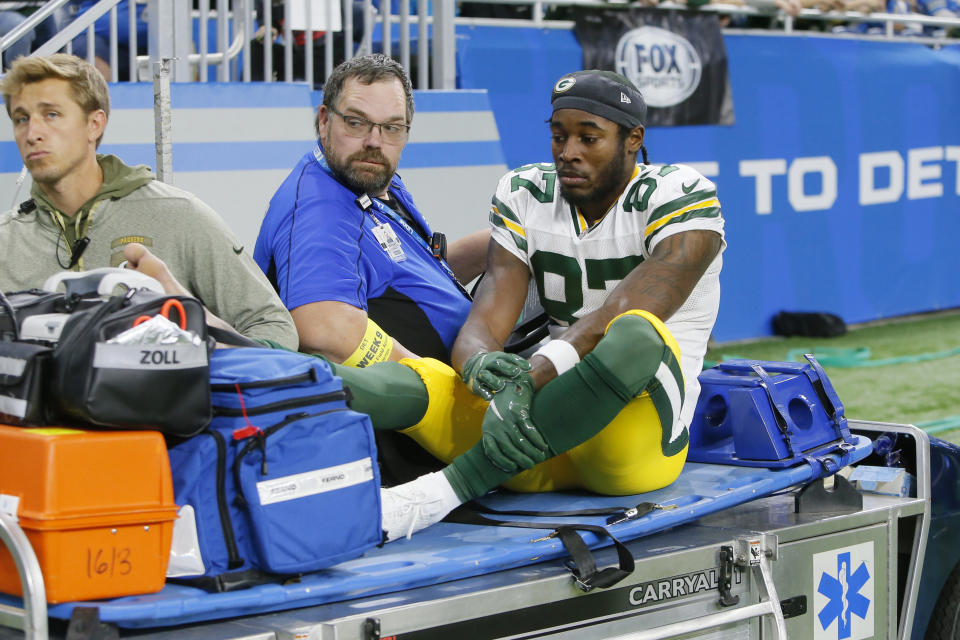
0, 84, 507, 263
2, 35, 957, 342
458, 30, 960, 342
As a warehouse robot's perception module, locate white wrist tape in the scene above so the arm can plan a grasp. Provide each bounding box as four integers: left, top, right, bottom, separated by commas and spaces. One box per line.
533, 339, 580, 376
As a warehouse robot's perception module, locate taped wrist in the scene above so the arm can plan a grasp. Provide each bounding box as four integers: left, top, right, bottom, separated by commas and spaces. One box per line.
532, 339, 580, 375
342, 318, 394, 368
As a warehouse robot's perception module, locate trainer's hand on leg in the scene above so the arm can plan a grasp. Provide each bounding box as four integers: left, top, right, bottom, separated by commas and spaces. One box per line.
461, 351, 533, 400
480, 374, 550, 473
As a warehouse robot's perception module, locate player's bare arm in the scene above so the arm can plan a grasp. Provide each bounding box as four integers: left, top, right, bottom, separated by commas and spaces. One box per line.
527, 228, 722, 389
451, 240, 530, 372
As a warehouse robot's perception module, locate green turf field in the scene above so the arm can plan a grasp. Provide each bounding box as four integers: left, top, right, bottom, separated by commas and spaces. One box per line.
704, 309, 960, 446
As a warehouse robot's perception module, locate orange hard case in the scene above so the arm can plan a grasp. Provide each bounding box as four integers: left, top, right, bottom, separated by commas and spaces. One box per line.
0, 424, 178, 603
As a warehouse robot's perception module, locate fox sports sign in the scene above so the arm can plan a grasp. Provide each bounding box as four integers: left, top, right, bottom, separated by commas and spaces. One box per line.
615, 26, 702, 108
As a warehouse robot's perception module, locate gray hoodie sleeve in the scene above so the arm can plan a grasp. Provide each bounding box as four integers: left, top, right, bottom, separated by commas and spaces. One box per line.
166, 190, 299, 350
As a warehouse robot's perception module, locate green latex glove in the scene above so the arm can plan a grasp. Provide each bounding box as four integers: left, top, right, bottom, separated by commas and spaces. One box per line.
461, 350, 533, 400
480, 374, 550, 473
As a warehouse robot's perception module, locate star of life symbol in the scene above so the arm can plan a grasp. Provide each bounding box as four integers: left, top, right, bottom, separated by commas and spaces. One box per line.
813, 541, 874, 640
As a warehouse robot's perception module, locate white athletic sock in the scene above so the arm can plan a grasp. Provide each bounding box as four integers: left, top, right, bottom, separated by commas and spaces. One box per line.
380, 470, 462, 541
427, 470, 463, 513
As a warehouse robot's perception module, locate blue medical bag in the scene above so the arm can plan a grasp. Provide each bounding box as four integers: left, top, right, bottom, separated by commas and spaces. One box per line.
168, 348, 382, 586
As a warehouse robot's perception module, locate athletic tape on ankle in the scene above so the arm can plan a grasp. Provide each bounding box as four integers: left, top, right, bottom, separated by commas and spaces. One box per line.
533, 339, 580, 375
343, 318, 394, 368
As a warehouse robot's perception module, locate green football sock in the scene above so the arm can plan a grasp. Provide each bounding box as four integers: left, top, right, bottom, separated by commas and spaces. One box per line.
443, 446, 514, 503
444, 313, 669, 501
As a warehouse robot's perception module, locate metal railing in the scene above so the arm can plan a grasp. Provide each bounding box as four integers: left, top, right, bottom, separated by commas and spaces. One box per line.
451, 0, 960, 46
1, 0, 958, 88
0, 0, 459, 88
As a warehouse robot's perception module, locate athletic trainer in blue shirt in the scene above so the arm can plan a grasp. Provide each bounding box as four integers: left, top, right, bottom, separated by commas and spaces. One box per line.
254, 54, 485, 367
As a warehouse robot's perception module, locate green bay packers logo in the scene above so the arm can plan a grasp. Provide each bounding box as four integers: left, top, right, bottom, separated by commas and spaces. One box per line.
554, 77, 577, 93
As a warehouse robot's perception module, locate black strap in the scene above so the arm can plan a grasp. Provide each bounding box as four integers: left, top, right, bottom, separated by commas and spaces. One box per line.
801, 354, 846, 426
466, 500, 659, 525
504, 311, 551, 354
0, 290, 19, 341
556, 525, 634, 591
168, 568, 284, 593
444, 501, 645, 591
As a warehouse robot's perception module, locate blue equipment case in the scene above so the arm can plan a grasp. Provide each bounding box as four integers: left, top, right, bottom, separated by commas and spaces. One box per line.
689, 357, 856, 467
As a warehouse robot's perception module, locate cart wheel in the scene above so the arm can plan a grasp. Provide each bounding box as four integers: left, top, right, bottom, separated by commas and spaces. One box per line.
927, 562, 960, 639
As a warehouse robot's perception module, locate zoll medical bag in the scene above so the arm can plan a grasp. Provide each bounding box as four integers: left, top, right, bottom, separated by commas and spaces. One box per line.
0, 425, 178, 603
167, 348, 382, 589
50, 290, 212, 436
688, 356, 857, 469
1, 271, 212, 435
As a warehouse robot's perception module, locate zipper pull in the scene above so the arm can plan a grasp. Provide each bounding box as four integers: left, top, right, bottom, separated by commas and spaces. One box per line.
232, 425, 268, 475
258, 431, 268, 476
233, 425, 261, 440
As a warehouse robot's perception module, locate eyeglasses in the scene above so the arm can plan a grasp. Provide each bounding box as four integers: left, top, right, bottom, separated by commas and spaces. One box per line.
328, 106, 410, 143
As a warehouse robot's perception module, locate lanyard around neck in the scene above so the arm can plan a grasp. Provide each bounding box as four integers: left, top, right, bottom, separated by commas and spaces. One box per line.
313, 144, 465, 287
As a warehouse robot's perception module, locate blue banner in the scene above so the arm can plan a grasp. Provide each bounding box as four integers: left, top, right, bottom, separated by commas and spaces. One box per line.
459, 30, 960, 341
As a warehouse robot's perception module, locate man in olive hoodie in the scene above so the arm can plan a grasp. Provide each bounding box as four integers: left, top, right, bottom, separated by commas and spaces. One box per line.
0, 54, 298, 349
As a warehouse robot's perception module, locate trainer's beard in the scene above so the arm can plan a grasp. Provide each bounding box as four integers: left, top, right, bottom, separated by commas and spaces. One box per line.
325, 144, 395, 195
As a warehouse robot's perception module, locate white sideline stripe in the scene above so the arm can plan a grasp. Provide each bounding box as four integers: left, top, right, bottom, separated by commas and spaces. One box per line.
408, 111, 501, 143
256, 457, 375, 506
1, 109, 502, 144
0, 356, 26, 378
655, 361, 686, 442
99, 108, 316, 144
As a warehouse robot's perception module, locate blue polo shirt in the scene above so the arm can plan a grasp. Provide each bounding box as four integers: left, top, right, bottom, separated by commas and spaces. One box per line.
254, 147, 471, 363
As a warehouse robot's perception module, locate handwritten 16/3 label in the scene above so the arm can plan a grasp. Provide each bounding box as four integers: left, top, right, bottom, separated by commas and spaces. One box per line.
86, 546, 133, 579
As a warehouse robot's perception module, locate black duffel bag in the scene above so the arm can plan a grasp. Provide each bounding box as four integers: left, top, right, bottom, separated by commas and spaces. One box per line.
49, 289, 213, 436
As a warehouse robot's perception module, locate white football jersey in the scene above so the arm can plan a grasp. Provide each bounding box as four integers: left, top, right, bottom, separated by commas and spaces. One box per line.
489, 162, 726, 427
